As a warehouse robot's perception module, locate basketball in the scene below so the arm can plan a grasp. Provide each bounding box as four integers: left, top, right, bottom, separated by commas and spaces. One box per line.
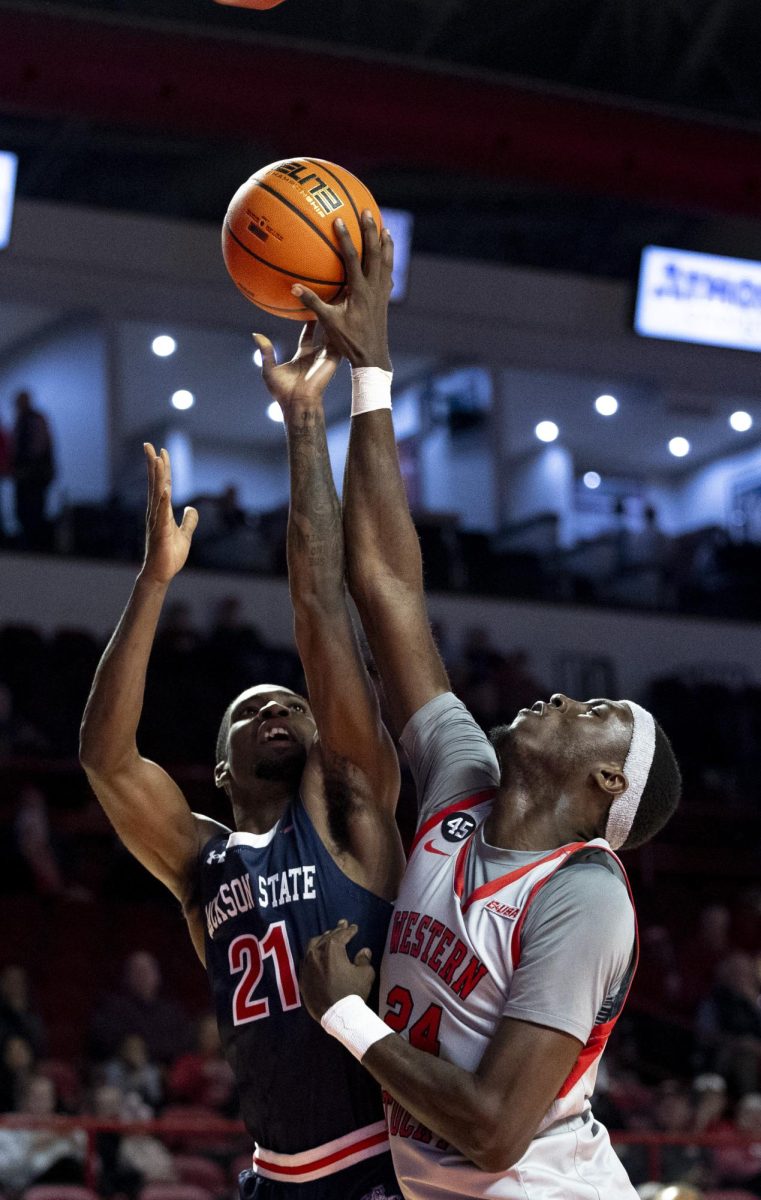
221, 158, 383, 320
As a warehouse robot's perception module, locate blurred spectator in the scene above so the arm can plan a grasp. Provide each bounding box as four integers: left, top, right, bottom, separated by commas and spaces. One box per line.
713, 1092, 761, 1193
117, 1088, 176, 1186
168, 1014, 236, 1113
92, 1082, 143, 1200
0, 964, 46, 1056
90, 951, 191, 1063
11, 390, 55, 550
101, 1034, 163, 1109
629, 925, 689, 1076
0, 1073, 85, 1192
692, 1073, 733, 1137
0, 1034, 35, 1111
697, 952, 761, 1095
651, 1081, 712, 1190
207, 595, 265, 661
155, 601, 202, 657
0, 680, 49, 759
92, 1082, 175, 1197
679, 905, 733, 1015
13, 784, 87, 899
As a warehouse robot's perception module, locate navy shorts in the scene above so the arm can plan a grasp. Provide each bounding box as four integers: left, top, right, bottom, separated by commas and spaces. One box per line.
239, 1151, 401, 1200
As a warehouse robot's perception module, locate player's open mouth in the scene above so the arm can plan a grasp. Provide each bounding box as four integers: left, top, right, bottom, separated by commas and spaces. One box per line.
257, 723, 293, 744
530, 701, 546, 716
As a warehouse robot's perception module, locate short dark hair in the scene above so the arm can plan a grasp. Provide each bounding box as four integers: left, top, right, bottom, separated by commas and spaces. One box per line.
620, 720, 681, 850
215, 700, 236, 765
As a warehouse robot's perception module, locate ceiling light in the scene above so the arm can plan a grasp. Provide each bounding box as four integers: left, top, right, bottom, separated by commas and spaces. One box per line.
730, 410, 753, 432
583, 471, 601, 490
267, 401, 284, 423
668, 436, 690, 458
594, 394, 618, 416
535, 420, 559, 443
152, 335, 176, 357
253, 348, 263, 368
171, 389, 194, 410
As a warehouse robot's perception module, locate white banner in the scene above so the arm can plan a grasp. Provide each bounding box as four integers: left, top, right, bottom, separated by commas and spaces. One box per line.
0, 151, 17, 250
635, 244, 761, 353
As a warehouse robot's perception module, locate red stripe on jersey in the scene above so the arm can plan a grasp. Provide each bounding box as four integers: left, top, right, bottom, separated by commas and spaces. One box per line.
410, 788, 496, 856
254, 1128, 389, 1177
453, 839, 470, 900
557, 1019, 616, 1099
461, 842, 586, 915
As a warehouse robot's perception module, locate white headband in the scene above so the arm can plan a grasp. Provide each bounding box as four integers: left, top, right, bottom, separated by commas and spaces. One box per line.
604, 700, 656, 851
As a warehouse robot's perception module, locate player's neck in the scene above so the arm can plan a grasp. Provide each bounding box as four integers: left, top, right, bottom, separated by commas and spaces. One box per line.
231, 782, 293, 835
485, 784, 582, 852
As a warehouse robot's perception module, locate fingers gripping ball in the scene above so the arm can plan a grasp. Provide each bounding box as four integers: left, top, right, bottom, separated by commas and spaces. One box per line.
222, 158, 382, 320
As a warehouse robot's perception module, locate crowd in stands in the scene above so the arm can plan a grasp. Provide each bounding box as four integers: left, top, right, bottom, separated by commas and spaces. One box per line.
4, 474, 761, 619
1, 912, 761, 1197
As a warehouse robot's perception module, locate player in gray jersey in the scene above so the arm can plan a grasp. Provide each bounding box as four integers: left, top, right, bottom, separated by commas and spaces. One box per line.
292, 212, 682, 1198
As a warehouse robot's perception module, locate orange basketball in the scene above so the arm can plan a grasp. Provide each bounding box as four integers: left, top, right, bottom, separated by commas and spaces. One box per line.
221, 158, 382, 320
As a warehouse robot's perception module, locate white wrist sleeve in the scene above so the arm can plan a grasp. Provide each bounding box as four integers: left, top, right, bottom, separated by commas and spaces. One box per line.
321, 994, 393, 1062
351, 367, 393, 416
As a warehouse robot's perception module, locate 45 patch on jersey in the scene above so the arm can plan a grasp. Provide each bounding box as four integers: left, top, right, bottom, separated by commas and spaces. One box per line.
441, 812, 477, 843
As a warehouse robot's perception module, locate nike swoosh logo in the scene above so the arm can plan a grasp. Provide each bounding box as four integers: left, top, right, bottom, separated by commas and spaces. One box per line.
423, 839, 449, 857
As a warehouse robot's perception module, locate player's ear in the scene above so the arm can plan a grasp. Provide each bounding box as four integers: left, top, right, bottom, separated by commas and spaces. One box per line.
591, 762, 627, 798
214, 760, 230, 790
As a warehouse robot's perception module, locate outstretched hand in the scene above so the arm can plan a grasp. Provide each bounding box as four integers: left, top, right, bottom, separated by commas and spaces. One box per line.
142, 443, 198, 585
291, 212, 394, 372
299, 919, 376, 1022
254, 323, 340, 419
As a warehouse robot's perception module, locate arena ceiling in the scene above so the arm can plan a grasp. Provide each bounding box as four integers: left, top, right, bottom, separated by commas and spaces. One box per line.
1, 0, 761, 277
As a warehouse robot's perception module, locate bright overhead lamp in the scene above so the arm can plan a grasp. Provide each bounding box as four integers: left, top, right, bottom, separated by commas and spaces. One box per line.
668, 436, 690, 458
535, 420, 559, 443
594, 394, 618, 416
171, 389, 194, 410
152, 335, 177, 357
729, 410, 752, 432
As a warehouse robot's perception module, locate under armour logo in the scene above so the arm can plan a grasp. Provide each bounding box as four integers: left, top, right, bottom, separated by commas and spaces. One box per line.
206, 850, 226, 865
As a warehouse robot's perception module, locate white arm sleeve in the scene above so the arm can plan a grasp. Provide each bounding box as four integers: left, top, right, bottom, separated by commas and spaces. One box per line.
399, 692, 499, 829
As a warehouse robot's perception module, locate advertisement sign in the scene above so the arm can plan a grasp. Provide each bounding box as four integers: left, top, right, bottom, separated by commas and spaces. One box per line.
635, 245, 761, 353
0, 151, 17, 250
383, 207, 413, 302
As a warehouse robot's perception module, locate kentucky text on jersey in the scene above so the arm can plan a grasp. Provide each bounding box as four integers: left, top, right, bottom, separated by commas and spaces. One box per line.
388, 910, 489, 998
383, 1090, 450, 1151
204, 865, 317, 936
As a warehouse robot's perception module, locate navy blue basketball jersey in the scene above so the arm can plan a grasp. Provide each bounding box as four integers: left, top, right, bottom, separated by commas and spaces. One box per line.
199, 799, 393, 1154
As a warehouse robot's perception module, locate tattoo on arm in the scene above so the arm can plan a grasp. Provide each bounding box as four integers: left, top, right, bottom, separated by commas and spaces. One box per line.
287, 406, 344, 592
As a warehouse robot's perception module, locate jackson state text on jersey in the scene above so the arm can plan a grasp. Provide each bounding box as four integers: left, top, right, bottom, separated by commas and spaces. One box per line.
199, 801, 393, 1155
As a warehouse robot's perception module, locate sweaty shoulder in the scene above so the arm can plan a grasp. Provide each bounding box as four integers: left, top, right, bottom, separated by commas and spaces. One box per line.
399, 692, 499, 828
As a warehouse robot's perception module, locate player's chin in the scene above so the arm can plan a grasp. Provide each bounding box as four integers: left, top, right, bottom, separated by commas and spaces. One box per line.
254, 746, 307, 781
488, 722, 514, 750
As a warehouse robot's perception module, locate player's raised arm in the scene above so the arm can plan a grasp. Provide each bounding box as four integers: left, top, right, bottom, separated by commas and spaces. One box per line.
294, 215, 449, 737
254, 326, 400, 826
79, 446, 216, 932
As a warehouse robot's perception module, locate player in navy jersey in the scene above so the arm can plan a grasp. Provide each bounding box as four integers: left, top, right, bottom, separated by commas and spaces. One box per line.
80, 321, 404, 1199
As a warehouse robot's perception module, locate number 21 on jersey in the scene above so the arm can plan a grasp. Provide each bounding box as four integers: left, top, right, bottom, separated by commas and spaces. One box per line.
229, 921, 300, 1024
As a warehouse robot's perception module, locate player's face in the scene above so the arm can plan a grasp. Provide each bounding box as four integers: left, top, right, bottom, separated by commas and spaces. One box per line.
224, 685, 316, 785
493, 694, 633, 779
